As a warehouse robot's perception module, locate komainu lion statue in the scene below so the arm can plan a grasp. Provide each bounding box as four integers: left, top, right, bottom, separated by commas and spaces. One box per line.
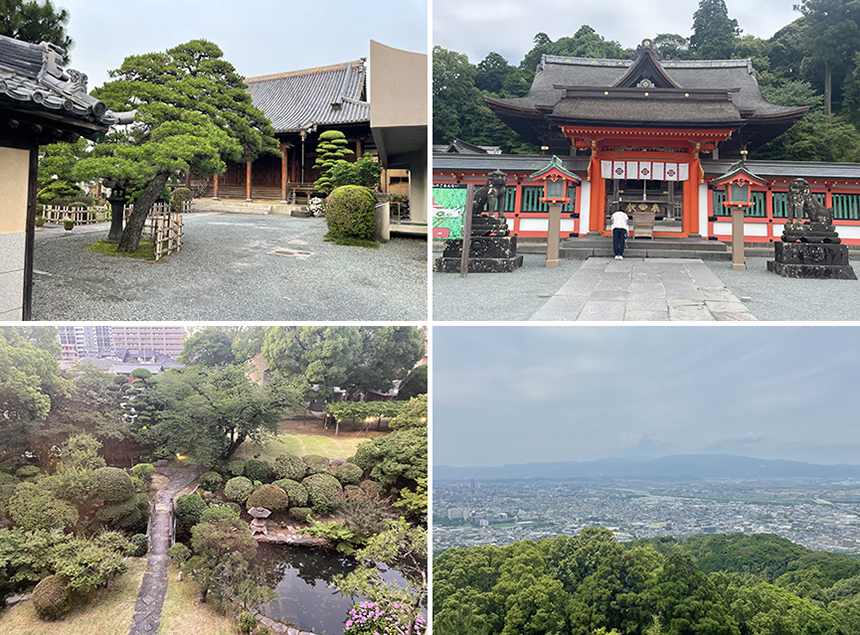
787, 178, 833, 226
472, 170, 507, 219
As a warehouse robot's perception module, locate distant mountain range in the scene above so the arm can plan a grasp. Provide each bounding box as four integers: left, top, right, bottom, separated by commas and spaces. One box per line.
434, 454, 860, 481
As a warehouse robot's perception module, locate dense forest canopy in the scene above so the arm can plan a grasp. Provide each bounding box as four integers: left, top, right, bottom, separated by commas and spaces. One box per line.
435, 528, 860, 635
433, 0, 860, 161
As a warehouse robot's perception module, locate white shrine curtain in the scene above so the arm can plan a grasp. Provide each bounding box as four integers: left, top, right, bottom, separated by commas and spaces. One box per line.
600, 161, 689, 181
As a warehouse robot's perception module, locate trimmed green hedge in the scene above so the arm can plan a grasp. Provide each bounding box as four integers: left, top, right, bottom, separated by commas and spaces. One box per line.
325, 185, 377, 240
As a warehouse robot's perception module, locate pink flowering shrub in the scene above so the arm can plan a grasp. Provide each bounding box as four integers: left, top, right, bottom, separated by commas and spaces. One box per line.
343, 601, 426, 635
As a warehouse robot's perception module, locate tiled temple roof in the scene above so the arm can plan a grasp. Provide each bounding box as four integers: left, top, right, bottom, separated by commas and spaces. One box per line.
245, 59, 370, 133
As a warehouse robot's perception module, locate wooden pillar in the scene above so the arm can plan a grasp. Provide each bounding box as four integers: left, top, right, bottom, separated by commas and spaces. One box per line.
356, 138, 363, 157
245, 162, 252, 201
213, 173, 220, 200
589, 164, 604, 233
281, 144, 288, 203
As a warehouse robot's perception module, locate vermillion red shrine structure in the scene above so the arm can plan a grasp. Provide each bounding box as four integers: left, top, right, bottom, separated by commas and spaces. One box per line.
433, 39, 860, 248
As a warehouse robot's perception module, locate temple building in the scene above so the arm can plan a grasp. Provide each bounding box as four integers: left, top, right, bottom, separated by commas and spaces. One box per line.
433, 39, 860, 246
208, 41, 428, 232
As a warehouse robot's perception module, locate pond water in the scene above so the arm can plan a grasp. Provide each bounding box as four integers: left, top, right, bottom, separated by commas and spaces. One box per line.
249, 544, 408, 635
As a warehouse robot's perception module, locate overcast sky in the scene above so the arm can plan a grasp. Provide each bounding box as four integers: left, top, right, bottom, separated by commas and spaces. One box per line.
56, 0, 427, 91
433, 326, 860, 468
433, 0, 800, 66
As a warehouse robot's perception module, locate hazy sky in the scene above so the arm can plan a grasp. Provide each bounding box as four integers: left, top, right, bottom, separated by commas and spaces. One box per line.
434, 0, 799, 65
434, 326, 860, 467
55, 0, 427, 91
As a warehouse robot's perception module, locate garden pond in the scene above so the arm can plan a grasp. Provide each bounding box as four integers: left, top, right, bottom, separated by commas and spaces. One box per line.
249, 544, 412, 635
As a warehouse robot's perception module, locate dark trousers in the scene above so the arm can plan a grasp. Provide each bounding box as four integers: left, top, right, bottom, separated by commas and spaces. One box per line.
613, 228, 627, 255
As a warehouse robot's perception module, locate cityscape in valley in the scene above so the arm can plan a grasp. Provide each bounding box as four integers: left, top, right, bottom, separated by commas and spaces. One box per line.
434, 475, 860, 554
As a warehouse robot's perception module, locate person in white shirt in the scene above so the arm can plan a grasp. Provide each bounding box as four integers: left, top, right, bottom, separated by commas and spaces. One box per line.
610, 209, 629, 259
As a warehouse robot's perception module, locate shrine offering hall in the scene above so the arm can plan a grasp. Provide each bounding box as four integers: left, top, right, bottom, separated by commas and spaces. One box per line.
433, 39, 860, 245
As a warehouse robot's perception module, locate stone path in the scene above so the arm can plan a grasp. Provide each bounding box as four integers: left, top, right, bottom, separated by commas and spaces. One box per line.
530, 257, 757, 321
128, 466, 205, 635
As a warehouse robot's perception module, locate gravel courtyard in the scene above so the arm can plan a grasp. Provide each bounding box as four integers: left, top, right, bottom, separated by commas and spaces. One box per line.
33, 213, 427, 321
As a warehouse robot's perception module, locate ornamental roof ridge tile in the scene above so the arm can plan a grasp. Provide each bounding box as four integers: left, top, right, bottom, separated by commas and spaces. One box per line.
541, 53, 753, 74
0, 34, 131, 129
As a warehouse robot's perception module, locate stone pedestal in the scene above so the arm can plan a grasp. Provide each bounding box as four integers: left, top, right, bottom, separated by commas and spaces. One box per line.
767, 242, 857, 279
434, 234, 523, 273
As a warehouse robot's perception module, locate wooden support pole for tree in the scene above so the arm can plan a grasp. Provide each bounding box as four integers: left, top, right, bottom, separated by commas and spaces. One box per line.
281, 144, 288, 203
213, 173, 220, 200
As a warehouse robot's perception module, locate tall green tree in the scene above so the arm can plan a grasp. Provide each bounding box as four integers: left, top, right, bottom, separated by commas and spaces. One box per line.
77, 39, 278, 252
0, 0, 73, 62
796, 0, 860, 120
690, 0, 741, 59
179, 329, 236, 367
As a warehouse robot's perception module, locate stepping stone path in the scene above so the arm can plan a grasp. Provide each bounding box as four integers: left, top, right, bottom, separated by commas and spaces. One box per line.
128, 465, 205, 635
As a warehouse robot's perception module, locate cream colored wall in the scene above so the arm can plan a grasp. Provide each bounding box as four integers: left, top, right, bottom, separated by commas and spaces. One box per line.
369, 41, 427, 128
0, 147, 30, 319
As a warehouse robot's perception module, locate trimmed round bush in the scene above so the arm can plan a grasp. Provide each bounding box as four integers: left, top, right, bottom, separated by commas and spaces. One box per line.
130, 533, 148, 557
14, 465, 40, 479
167, 542, 191, 566
244, 459, 271, 483
325, 185, 377, 239
224, 476, 254, 504
199, 471, 223, 491
359, 480, 380, 498
94, 530, 137, 556
246, 484, 289, 511
334, 462, 363, 486
226, 460, 245, 476
175, 493, 208, 526
32, 575, 71, 621
302, 454, 330, 476
272, 479, 308, 508
352, 444, 374, 471
131, 463, 155, 488
201, 504, 239, 522
302, 473, 343, 513
344, 484, 365, 499
96, 466, 135, 501
289, 507, 313, 522
274, 453, 306, 481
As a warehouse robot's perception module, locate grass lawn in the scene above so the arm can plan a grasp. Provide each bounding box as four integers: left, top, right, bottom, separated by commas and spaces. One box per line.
233, 416, 387, 463
0, 557, 147, 635
159, 566, 237, 635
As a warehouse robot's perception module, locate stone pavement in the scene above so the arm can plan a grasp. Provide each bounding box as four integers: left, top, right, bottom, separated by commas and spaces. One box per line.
529, 257, 757, 321
128, 466, 205, 635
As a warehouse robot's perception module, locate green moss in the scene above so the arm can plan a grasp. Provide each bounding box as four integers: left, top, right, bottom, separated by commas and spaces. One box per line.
323, 233, 380, 248
86, 239, 155, 261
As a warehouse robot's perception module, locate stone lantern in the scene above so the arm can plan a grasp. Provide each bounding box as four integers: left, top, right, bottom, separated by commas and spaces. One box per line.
710, 153, 765, 271
528, 155, 580, 267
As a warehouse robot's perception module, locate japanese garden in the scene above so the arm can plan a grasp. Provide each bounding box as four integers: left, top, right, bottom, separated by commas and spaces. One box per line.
0, 325, 427, 635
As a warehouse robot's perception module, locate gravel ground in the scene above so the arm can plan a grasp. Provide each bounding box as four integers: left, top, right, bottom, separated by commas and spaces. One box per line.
432, 253, 583, 321
704, 257, 860, 321
32, 213, 427, 321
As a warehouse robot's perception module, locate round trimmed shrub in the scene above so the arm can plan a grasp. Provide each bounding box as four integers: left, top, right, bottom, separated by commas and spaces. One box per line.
199, 470, 223, 491
131, 463, 155, 488
14, 465, 40, 479
302, 454, 330, 476
167, 542, 191, 566
130, 533, 148, 557
352, 444, 374, 471
95, 466, 135, 501
302, 473, 343, 513
246, 484, 289, 511
334, 462, 363, 486
201, 505, 239, 522
289, 507, 313, 522
273, 453, 306, 481
344, 484, 365, 499
272, 479, 308, 507
32, 575, 71, 621
244, 459, 271, 483
226, 460, 245, 476
224, 476, 254, 505
325, 185, 377, 239
359, 480, 380, 498
175, 493, 208, 527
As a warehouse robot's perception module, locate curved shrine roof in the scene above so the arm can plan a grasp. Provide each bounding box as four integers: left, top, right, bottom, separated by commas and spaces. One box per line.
246, 60, 370, 133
